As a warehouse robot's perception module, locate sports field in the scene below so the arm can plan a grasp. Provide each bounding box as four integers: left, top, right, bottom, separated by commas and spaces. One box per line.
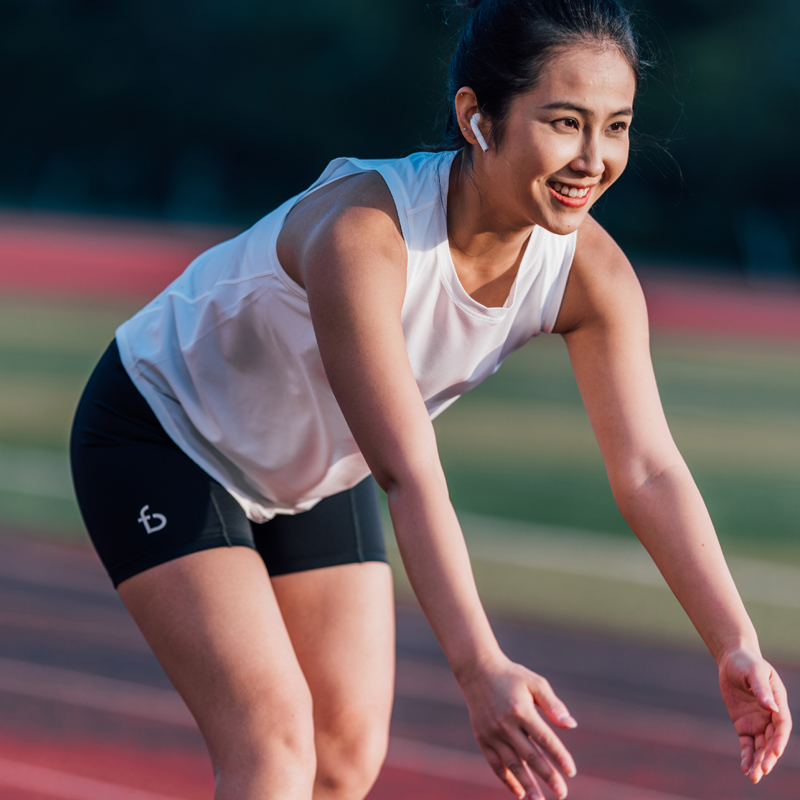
0, 250, 797, 565
436, 328, 800, 564
0, 213, 798, 799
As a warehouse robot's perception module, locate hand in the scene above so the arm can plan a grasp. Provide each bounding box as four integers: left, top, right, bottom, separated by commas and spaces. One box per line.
458, 655, 577, 800
718, 648, 792, 783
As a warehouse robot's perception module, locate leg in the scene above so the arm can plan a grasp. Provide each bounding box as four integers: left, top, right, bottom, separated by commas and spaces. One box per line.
272, 561, 395, 800
118, 547, 317, 800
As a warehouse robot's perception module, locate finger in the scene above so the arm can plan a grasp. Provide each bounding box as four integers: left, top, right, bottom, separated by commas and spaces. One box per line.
509, 732, 568, 800
529, 675, 577, 728
522, 717, 577, 779
494, 742, 546, 800
770, 713, 793, 763
482, 745, 529, 800
749, 732, 768, 784
747, 662, 780, 714
769, 671, 793, 761
760, 750, 783, 780
761, 735, 780, 776
739, 735, 754, 775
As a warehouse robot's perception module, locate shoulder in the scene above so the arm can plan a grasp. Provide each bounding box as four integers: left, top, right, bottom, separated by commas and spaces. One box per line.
552, 215, 647, 336
277, 170, 407, 292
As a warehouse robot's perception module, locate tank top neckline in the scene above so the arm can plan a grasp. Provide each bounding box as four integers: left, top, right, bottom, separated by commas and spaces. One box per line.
432, 152, 542, 322
267, 151, 543, 317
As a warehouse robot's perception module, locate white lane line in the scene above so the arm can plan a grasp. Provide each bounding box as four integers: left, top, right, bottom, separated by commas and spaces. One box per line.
0, 657, 773, 800
0, 757, 186, 800
387, 738, 699, 800
458, 512, 800, 610
393, 658, 800, 769
0, 656, 195, 727
385, 511, 800, 611
0, 654, 797, 776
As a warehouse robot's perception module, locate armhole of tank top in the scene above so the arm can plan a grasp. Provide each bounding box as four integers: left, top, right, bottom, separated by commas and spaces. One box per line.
367, 164, 412, 247
269, 161, 375, 296
541, 230, 578, 333
273, 159, 410, 278
309, 163, 411, 247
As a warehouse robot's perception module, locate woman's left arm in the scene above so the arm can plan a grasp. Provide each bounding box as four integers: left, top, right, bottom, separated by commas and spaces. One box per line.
553, 216, 792, 784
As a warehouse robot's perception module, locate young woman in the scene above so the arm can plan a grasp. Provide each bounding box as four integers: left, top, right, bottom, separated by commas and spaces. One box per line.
70, 1, 792, 798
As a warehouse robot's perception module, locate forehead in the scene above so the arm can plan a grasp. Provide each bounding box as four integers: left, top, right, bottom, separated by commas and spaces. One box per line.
526, 45, 636, 113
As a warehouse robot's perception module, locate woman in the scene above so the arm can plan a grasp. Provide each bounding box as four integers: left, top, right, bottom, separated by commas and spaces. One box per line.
70, 1, 792, 798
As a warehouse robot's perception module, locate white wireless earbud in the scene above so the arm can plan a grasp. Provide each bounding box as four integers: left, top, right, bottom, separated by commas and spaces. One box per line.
470, 113, 489, 152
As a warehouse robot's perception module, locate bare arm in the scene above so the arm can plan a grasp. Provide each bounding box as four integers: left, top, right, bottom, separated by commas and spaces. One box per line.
282, 172, 576, 800
554, 216, 792, 783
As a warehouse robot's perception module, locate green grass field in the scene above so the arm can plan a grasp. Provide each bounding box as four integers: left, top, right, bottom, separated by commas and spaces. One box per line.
1, 293, 798, 564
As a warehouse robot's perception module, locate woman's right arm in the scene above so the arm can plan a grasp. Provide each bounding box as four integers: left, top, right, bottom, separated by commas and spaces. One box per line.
278, 173, 577, 800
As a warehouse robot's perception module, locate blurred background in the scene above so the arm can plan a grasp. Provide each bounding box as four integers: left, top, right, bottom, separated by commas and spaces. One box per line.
0, 1, 798, 799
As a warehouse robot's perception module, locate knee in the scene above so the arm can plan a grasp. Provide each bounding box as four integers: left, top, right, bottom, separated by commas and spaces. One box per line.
314, 720, 389, 800
211, 688, 317, 798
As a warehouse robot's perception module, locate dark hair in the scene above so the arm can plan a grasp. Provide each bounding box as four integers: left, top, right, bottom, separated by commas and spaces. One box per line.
444, 0, 642, 152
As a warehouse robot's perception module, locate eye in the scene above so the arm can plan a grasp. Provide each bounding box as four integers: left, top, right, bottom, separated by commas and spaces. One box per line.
608, 121, 629, 133
554, 118, 579, 130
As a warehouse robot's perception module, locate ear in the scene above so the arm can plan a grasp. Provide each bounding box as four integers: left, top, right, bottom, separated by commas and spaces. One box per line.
454, 87, 490, 152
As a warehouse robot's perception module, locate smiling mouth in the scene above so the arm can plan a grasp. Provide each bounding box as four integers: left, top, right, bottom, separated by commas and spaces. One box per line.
548, 181, 593, 208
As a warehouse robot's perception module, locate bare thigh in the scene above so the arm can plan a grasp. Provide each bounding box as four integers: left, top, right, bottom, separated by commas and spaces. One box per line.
118, 546, 316, 800
272, 561, 395, 798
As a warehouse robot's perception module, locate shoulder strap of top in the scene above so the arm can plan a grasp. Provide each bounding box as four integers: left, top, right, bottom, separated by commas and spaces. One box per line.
299, 152, 456, 249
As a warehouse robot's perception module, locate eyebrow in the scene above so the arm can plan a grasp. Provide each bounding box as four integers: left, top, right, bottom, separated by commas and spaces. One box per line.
541, 102, 633, 118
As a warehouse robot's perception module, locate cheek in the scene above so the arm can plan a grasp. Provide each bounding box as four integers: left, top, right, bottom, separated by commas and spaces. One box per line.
511, 144, 563, 186
606, 142, 630, 180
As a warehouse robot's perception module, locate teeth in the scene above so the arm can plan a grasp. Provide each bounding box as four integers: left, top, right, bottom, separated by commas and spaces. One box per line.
551, 183, 592, 199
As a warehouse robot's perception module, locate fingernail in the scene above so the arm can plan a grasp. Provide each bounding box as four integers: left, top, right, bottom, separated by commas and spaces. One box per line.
558, 714, 578, 728
566, 766, 577, 778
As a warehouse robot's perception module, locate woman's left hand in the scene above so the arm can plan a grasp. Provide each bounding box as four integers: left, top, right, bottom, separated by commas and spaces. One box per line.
718, 648, 792, 783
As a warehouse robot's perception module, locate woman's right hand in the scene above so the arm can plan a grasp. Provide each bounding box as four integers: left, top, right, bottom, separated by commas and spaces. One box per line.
458, 654, 578, 800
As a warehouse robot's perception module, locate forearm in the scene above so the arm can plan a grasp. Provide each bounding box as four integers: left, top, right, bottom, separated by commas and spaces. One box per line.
386, 463, 502, 682
613, 461, 760, 662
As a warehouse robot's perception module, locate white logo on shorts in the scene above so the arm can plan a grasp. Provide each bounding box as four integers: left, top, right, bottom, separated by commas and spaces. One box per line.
137, 504, 167, 534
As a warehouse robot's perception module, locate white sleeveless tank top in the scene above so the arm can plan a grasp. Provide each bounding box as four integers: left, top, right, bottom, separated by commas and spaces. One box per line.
116, 151, 576, 522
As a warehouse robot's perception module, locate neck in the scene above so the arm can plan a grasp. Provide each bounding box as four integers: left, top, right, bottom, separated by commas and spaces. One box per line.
445, 151, 535, 307
447, 151, 534, 265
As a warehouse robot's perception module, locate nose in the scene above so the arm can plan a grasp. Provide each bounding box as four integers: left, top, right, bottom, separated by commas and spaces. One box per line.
571, 130, 605, 178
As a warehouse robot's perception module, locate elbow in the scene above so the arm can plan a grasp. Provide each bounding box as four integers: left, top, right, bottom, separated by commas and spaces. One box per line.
608, 458, 690, 518
375, 457, 447, 503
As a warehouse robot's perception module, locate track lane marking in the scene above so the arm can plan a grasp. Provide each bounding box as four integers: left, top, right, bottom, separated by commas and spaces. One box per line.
0, 656, 792, 798
0, 656, 194, 726
387, 738, 700, 800
0, 757, 187, 800
0, 655, 796, 770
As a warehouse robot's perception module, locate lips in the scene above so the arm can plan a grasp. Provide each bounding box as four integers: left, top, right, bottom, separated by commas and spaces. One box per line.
548, 181, 593, 208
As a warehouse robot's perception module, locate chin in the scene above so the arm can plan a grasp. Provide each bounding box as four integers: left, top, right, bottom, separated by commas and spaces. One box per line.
539, 214, 584, 237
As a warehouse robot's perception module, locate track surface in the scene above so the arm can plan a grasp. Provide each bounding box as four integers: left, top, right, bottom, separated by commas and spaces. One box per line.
1, 211, 798, 339
0, 531, 796, 800
0, 214, 798, 797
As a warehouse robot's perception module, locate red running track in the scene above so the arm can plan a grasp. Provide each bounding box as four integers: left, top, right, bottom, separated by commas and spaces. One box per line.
0, 530, 796, 800
0, 211, 799, 339
0, 211, 798, 798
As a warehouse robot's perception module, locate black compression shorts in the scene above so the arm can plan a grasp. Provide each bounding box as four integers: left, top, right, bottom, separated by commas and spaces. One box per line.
70, 341, 387, 588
